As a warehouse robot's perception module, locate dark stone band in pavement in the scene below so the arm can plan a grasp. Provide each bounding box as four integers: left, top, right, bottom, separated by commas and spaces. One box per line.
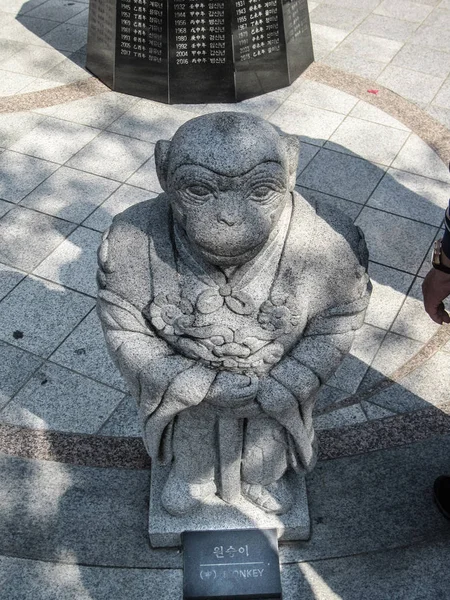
1, 401, 449, 468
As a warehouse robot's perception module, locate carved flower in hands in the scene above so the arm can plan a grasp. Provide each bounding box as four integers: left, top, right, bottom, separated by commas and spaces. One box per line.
143, 293, 194, 336
258, 296, 303, 334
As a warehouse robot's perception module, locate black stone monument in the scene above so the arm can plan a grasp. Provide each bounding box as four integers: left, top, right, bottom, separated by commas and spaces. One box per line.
86, 0, 314, 104
183, 529, 282, 599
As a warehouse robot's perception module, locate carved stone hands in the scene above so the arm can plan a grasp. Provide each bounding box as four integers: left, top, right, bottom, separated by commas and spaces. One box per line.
205, 371, 259, 408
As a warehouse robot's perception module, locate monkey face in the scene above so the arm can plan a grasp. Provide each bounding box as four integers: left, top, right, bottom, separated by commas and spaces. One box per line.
169, 161, 289, 266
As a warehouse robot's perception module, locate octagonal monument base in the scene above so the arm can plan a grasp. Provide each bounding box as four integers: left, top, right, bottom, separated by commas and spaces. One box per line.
149, 465, 310, 548
86, 0, 314, 104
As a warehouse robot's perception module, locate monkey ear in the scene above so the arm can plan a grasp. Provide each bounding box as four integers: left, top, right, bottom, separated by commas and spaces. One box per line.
281, 134, 300, 191
155, 140, 171, 191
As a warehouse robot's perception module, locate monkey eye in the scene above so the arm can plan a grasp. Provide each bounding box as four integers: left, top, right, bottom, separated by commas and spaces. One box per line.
187, 185, 212, 197
181, 185, 214, 204
250, 185, 275, 202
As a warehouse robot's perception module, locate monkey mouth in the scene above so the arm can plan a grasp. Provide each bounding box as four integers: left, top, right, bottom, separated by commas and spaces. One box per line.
196, 239, 266, 259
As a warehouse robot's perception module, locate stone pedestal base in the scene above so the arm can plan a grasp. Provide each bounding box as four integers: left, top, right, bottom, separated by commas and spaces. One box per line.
149, 465, 310, 548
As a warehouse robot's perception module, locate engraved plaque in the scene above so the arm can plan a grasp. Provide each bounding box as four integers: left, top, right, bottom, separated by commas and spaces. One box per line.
86, 0, 314, 103
183, 529, 282, 600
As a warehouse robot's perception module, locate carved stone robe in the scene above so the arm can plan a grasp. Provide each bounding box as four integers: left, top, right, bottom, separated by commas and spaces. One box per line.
97, 191, 371, 473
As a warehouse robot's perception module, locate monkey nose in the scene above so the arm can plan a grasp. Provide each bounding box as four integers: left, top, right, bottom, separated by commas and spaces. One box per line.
217, 213, 238, 226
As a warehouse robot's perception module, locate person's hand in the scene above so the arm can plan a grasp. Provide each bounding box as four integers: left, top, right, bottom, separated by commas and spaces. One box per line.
205, 372, 259, 407
422, 268, 450, 324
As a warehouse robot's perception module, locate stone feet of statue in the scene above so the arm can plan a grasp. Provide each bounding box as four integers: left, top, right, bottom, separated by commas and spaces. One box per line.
241, 475, 293, 515
161, 468, 217, 516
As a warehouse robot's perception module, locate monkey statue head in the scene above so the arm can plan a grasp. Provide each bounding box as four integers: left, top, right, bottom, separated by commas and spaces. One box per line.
154, 112, 300, 267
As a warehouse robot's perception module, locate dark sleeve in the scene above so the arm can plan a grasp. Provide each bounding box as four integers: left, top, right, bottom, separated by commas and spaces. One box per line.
442, 199, 450, 258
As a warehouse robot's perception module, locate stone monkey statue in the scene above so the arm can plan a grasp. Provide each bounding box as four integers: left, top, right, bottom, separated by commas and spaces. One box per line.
97, 112, 371, 518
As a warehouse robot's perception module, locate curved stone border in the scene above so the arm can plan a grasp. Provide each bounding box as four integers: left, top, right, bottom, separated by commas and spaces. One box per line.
0, 78, 107, 114
0, 63, 449, 467
1, 400, 449, 468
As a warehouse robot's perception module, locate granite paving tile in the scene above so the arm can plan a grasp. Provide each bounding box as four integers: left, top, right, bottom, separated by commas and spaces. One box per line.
40, 52, 90, 83
10, 117, 100, 164
25, 0, 87, 22
391, 44, 450, 78
417, 228, 442, 278
82, 184, 156, 232
125, 152, 162, 193
355, 207, 438, 274
391, 134, 450, 183
322, 51, 387, 80
0, 112, 44, 149
0, 263, 26, 301
66, 7, 89, 26
34, 92, 138, 129
332, 31, 404, 63
0, 342, 43, 411
349, 100, 410, 131
0, 206, 76, 271
365, 262, 414, 330
16, 77, 62, 94
314, 384, 349, 413
314, 404, 367, 430
21, 167, 120, 223
296, 186, 362, 220
41, 22, 88, 52
368, 351, 450, 414
433, 76, 450, 110
66, 131, 155, 182
327, 324, 387, 394
282, 542, 450, 600
309, 4, 367, 31
0, 12, 58, 46
0, 555, 182, 600
290, 435, 450, 561
0, 455, 178, 569
3, 0, 48, 14
0, 45, 69, 78
288, 80, 358, 115
0, 39, 27, 62
0, 275, 94, 357
373, 0, 434, 22
107, 100, 198, 144
359, 331, 424, 393
50, 309, 127, 391
15, 14, 61, 38
0, 151, 59, 203
199, 90, 291, 119
409, 20, 450, 52
0, 362, 125, 433
300, 148, 385, 203
0, 200, 14, 219
0, 70, 37, 97
426, 105, 450, 130
326, 117, 410, 166
310, 23, 348, 59
421, 7, 450, 27
367, 168, 450, 226
356, 13, 419, 41
391, 276, 441, 343
360, 400, 396, 419
376, 64, 446, 106
318, 0, 382, 10
269, 101, 345, 146
296, 142, 321, 176
97, 394, 141, 436
34, 226, 102, 297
